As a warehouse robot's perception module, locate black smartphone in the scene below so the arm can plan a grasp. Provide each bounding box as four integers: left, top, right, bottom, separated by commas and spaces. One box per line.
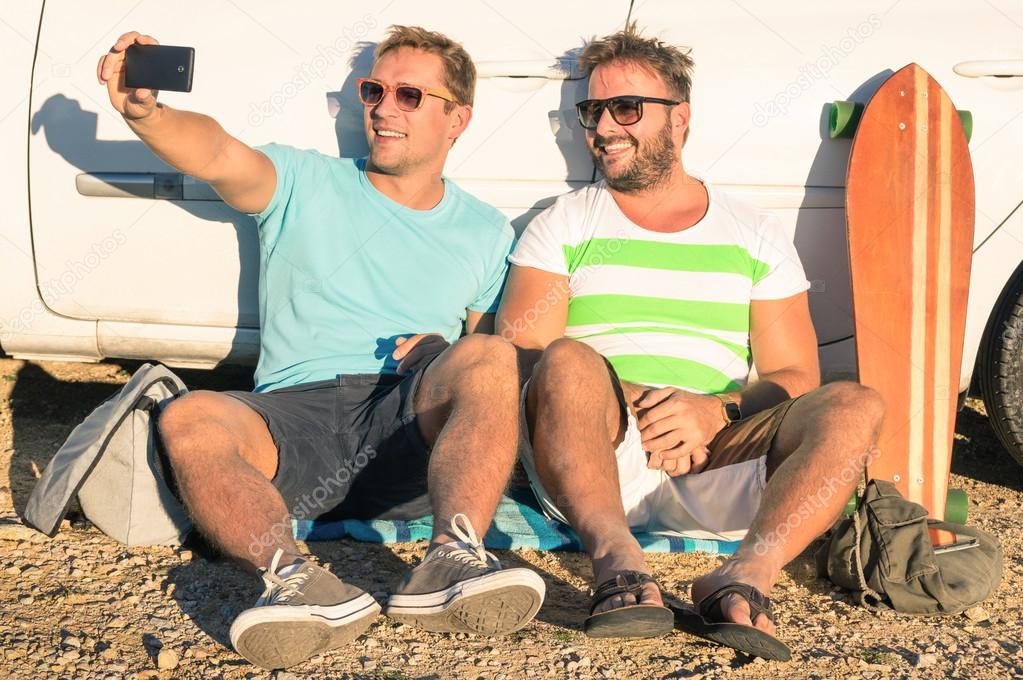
124, 44, 195, 92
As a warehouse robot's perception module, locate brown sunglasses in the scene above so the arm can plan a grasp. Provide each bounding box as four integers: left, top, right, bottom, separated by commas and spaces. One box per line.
356, 77, 457, 112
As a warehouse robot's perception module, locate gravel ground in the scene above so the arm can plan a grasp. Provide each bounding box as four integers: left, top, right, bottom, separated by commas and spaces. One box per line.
1, 357, 1021, 680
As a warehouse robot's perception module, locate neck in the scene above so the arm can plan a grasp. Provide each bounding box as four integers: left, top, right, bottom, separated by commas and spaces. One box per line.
365, 164, 446, 210
608, 162, 708, 233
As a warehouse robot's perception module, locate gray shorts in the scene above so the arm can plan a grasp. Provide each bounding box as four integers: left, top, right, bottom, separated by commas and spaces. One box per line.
224, 369, 432, 521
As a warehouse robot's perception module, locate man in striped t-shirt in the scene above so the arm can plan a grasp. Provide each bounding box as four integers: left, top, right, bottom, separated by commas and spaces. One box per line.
497, 26, 885, 655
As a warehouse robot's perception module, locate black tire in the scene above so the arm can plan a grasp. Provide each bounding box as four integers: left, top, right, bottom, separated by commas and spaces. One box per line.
978, 262, 1023, 467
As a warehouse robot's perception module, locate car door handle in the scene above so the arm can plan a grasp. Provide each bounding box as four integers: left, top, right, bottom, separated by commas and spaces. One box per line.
953, 59, 1023, 77
76, 172, 220, 200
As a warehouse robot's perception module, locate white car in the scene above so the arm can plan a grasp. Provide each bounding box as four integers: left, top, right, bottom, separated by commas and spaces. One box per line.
2, 1, 1022, 463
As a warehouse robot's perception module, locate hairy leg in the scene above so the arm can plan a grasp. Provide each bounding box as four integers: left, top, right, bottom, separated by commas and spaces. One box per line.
692, 381, 885, 633
159, 391, 299, 572
413, 334, 521, 545
527, 338, 660, 612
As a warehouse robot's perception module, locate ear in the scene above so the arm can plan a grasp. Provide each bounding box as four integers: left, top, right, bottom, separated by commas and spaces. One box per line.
449, 104, 473, 142
673, 101, 691, 137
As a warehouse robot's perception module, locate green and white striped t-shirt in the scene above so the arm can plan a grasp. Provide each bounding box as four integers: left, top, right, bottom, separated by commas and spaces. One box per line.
509, 181, 809, 394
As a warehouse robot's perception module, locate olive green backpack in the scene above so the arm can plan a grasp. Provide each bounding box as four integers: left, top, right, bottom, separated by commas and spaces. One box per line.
815, 479, 1001, 616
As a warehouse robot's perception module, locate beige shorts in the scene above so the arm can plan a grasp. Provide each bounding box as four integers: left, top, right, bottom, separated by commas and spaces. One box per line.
518, 368, 800, 542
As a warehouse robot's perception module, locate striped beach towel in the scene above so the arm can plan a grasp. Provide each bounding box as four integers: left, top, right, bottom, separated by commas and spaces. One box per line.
294, 487, 739, 555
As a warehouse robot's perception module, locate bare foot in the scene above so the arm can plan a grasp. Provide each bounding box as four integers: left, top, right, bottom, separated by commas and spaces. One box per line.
590, 546, 663, 614
690, 558, 778, 636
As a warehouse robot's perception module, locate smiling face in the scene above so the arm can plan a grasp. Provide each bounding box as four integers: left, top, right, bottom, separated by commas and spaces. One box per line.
363, 46, 468, 177
586, 60, 689, 194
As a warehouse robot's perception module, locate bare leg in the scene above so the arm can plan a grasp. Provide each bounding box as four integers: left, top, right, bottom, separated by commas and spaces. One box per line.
413, 334, 521, 544
526, 338, 661, 612
691, 381, 885, 634
159, 391, 299, 573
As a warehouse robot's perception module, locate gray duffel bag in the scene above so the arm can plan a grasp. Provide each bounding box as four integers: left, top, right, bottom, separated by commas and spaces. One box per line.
24, 363, 192, 546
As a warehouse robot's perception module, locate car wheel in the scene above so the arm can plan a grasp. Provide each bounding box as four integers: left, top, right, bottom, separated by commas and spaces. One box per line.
978, 263, 1023, 467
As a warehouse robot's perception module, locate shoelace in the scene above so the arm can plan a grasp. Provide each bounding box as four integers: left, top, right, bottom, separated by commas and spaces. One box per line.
257, 548, 312, 605
437, 513, 501, 569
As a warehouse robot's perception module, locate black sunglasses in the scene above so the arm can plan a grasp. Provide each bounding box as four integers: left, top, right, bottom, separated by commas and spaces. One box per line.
575, 95, 681, 130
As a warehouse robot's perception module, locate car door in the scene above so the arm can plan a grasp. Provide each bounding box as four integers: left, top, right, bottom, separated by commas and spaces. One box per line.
28, 0, 628, 366
630, 0, 1023, 382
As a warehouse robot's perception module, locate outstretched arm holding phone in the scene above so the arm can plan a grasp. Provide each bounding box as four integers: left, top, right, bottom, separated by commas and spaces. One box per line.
97, 31, 275, 214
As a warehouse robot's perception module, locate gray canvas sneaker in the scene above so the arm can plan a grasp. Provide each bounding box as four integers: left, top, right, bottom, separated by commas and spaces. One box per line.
385, 513, 545, 635
229, 549, 380, 670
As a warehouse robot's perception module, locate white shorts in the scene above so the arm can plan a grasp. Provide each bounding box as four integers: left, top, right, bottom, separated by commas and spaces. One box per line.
518, 380, 798, 542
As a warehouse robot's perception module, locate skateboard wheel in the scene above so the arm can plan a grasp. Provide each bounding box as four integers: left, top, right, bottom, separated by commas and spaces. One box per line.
957, 110, 973, 143
829, 100, 863, 139
843, 494, 860, 517
945, 488, 968, 524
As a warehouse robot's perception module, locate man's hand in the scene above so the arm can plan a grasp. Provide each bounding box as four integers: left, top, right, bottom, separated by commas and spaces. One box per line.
393, 334, 450, 375
633, 387, 728, 477
97, 31, 161, 121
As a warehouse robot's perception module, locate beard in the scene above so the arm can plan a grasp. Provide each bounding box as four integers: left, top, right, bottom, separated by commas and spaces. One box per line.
368, 145, 413, 176
591, 117, 677, 194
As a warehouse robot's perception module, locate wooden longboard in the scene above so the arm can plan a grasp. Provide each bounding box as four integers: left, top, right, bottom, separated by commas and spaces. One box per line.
846, 63, 975, 520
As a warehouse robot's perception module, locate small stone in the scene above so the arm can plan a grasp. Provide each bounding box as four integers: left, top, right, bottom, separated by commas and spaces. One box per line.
61, 636, 81, 649
179, 550, 193, 562
18, 595, 34, 604
157, 648, 179, 670
977, 639, 1001, 651
61, 650, 80, 661
0, 523, 38, 542
364, 638, 379, 648
964, 606, 989, 622
106, 618, 127, 629
579, 657, 592, 668
913, 653, 938, 668
4, 566, 19, 575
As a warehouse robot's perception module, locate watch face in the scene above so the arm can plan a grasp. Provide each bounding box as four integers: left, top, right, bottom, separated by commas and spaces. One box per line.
724, 401, 742, 422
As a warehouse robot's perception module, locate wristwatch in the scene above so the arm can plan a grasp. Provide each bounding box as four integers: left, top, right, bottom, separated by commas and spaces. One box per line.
714, 393, 742, 427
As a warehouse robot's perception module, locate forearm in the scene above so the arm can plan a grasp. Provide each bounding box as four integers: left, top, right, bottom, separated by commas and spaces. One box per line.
126, 104, 236, 182
727, 367, 820, 417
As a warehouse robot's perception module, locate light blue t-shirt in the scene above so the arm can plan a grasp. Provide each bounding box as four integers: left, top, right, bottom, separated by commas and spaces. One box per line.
250, 143, 515, 393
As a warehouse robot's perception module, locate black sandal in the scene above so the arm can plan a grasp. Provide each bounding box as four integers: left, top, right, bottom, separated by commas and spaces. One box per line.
583, 571, 674, 638
669, 582, 791, 661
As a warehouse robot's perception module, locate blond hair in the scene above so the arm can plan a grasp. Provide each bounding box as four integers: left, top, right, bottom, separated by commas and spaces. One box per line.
375, 25, 476, 111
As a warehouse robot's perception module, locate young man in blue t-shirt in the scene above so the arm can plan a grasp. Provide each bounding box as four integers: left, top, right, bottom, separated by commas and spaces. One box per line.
98, 25, 543, 670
